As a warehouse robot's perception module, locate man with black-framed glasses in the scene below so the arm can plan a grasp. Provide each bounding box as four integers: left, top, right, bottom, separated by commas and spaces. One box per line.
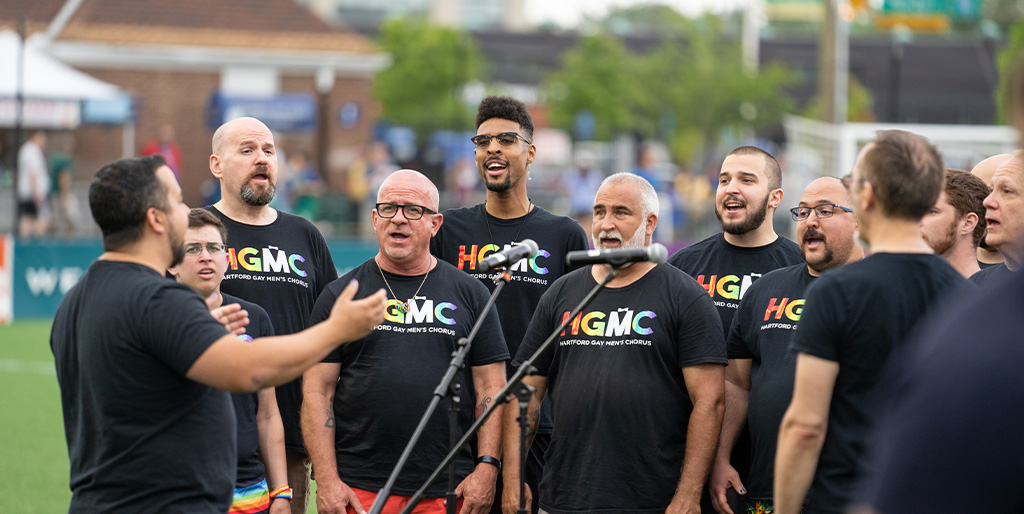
774, 130, 968, 514
709, 177, 863, 514
304, 169, 509, 514
430, 96, 588, 514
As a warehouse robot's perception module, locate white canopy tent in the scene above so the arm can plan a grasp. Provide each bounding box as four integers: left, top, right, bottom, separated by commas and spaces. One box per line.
0, 29, 129, 128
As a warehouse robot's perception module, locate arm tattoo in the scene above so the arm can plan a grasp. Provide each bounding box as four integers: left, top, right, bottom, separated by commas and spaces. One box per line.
476, 396, 494, 426
324, 404, 335, 428
524, 408, 541, 449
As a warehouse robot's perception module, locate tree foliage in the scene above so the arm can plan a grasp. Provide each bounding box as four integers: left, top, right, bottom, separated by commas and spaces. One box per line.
544, 15, 798, 164
373, 16, 484, 139
997, 19, 1024, 125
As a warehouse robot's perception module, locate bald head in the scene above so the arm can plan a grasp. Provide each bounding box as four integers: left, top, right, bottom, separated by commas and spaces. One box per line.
377, 169, 439, 211
212, 117, 272, 155
970, 153, 1013, 189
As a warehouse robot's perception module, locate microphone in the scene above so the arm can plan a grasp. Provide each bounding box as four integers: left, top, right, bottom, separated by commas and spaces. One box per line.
478, 239, 540, 272
565, 243, 668, 267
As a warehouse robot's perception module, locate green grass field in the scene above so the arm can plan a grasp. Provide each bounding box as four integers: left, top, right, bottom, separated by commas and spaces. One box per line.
0, 319, 71, 513
0, 320, 326, 513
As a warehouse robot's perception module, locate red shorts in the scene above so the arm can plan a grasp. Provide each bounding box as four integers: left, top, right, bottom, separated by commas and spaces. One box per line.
347, 487, 464, 514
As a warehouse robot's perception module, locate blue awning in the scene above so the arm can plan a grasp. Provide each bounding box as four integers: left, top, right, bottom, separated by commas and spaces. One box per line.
208, 92, 316, 132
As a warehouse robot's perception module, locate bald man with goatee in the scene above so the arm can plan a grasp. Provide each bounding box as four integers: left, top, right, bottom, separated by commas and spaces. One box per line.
206, 116, 340, 513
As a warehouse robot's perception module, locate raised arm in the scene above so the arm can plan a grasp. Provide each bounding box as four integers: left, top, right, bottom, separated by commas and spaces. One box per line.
187, 281, 386, 392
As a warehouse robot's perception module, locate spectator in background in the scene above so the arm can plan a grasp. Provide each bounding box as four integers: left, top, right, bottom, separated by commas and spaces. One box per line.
141, 123, 183, 180
49, 133, 80, 238
274, 149, 324, 220
562, 148, 604, 228
18, 130, 50, 237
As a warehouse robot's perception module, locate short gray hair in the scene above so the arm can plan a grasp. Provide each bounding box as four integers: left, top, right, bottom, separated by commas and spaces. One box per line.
599, 172, 659, 221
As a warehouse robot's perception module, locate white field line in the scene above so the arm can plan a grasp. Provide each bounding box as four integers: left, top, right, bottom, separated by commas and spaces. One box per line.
0, 359, 56, 375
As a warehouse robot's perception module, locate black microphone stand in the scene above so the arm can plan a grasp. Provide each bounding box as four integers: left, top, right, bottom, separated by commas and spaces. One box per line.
399, 264, 622, 514
369, 268, 513, 514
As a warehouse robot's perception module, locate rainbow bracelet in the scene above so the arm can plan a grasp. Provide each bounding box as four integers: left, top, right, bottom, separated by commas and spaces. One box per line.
269, 485, 293, 501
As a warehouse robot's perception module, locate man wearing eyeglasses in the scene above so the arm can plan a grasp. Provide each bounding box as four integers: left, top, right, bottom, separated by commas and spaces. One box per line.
206, 117, 339, 513
920, 170, 988, 278
709, 178, 863, 514
169, 208, 291, 514
430, 96, 588, 514
303, 169, 509, 514
773, 130, 967, 514
667, 145, 801, 514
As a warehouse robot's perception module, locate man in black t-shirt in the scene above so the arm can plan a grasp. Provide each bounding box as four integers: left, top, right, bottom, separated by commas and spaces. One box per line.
503, 172, 725, 514
169, 208, 289, 514
854, 272, 1024, 513
970, 153, 1024, 288
969, 153, 1010, 268
668, 145, 801, 514
302, 169, 508, 514
206, 117, 340, 513
430, 96, 589, 514
920, 169, 988, 278
774, 130, 967, 514
50, 156, 385, 513
709, 177, 863, 514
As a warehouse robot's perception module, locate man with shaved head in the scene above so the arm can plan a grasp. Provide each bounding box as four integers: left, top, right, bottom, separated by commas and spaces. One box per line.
207, 117, 339, 513
303, 169, 508, 514
970, 153, 1011, 268
710, 177, 863, 514
970, 153, 1024, 288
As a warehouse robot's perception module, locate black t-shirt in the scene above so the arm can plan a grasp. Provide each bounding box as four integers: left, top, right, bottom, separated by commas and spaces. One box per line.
858, 274, 1024, 513
50, 261, 234, 513
791, 253, 967, 513
208, 206, 338, 453
668, 233, 802, 335
968, 261, 1015, 289
222, 293, 275, 487
431, 203, 588, 433
309, 259, 509, 497
727, 263, 815, 499
514, 264, 725, 514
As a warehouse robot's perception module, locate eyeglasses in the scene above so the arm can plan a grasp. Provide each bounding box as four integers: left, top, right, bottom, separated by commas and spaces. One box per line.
375, 202, 437, 220
184, 242, 227, 255
470, 132, 532, 148
790, 204, 854, 222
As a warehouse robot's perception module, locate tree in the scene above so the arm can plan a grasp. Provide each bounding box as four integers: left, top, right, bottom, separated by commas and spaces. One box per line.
996, 19, 1024, 125
543, 33, 645, 141
802, 76, 876, 122
373, 16, 484, 139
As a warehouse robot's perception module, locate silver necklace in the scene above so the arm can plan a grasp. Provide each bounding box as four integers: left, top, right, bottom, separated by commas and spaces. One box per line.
484, 200, 534, 252
377, 257, 432, 313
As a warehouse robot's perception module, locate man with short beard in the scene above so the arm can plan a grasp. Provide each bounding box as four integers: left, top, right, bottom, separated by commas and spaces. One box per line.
430, 96, 588, 514
920, 170, 988, 278
709, 177, 863, 514
206, 117, 340, 514
668, 146, 801, 514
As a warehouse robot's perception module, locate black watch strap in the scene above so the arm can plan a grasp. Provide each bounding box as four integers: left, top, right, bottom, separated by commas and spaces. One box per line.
475, 455, 501, 470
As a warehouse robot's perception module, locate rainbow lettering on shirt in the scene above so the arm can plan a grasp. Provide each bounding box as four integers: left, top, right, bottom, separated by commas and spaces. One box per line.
763, 297, 805, 322
694, 273, 760, 301
226, 245, 308, 277
384, 299, 457, 325
455, 242, 551, 275
558, 308, 657, 337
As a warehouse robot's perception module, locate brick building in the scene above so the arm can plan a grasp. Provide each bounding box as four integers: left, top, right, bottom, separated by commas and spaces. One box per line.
3, 0, 386, 205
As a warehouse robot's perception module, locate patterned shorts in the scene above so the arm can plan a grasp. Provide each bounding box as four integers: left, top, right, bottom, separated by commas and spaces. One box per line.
230, 477, 270, 514
747, 498, 774, 514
